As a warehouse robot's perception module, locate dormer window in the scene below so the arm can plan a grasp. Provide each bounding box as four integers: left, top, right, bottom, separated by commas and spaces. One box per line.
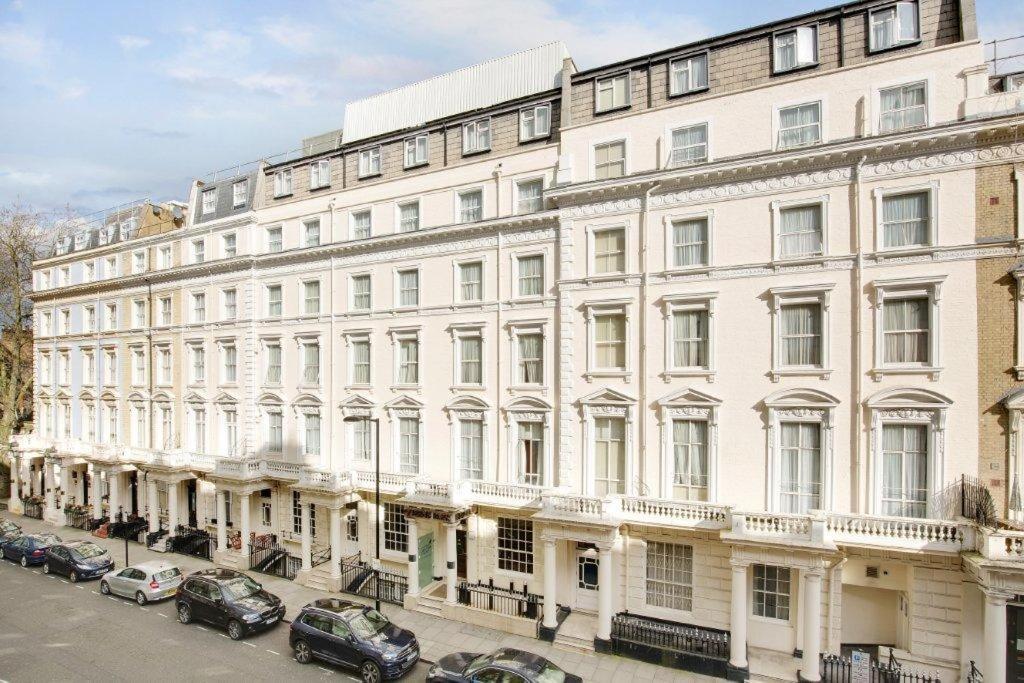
273, 169, 292, 198
869, 2, 919, 52
519, 104, 551, 142
462, 118, 491, 155
404, 134, 428, 168
595, 73, 630, 112
669, 53, 708, 96
358, 147, 381, 178
232, 179, 248, 208
773, 26, 818, 73
310, 159, 331, 189
201, 188, 217, 215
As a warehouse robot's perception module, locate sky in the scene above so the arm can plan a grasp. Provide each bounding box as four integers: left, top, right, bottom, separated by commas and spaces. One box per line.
1, 0, 1022, 218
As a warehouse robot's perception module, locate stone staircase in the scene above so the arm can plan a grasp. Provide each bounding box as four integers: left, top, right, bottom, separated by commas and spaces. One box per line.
304, 565, 333, 592
553, 611, 596, 653
411, 585, 445, 617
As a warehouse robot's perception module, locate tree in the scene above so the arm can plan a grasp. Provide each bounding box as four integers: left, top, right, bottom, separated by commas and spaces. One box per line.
0, 203, 70, 475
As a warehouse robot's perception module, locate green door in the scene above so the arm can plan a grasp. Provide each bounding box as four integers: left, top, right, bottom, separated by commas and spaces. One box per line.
418, 532, 434, 588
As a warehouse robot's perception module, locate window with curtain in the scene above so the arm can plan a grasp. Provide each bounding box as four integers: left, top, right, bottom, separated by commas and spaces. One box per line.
201, 189, 216, 214
883, 297, 929, 364
223, 289, 237, 319
302, 342, 320, 384
882, 192, 929, 247
459, 336, 482, 384
672, 218, 708, 267
303, 220, 321, 247
594, 229, 626, 273
193, 408, 206, 452
399, 417, 420, 473
223, 345, 237, 383
670, 124, 708, 167
670, 54, 708, 95
517, 179, 543, 214
267, 227, 283, 252
398, 339, 419, 384
459, 262, 483, 301
518, 422, 543, 485
351, 275, 371, 310
310, 159, 330, 190
351, 340, 370, 384
304, 281, 321, 315
517, 333, 543, 384
595, 313, 626, 370
517, 255, 543, 296
594, 416, 626, 495
594, 140, 626, 179
882, 423, 928, 517
596, 73, 630, 111
673, 309, 708, 369
458, 190, 483, 223
870, 2, 919, 51
405, 135, 428, 167
773, 26, 817, 72
305, 413, 321, 456
223, 233, 237, 258
224, 409, 237, 455
779, 204, 823, 257
191, 346, 205, 382
193, 240, 206, 263
520, 104, 551, 141
267, 411, 283, 452
352, 418, 373, 461
399, 270, 419, 306
778, 102, 821, 149
753, 565, 791, 620
459, 419, 484, 479
463, 119, 491, 154
192, 293, 206, 322
879, 82, 927, 132
273, 170, 292, 197
358, 147, 381, 177
352, 210, 371, 239
779, 422, 822, 513
672, 420, 708, 501
399, 202, 419, 232
265, 343, 281, 384
231, 180, 247, 207
780, 303, 821, 367
267, 285, 282, 316
646, 542, 693, 611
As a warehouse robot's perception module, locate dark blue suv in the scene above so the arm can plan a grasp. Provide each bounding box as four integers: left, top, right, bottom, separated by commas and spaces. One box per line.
290, 598, 419, 682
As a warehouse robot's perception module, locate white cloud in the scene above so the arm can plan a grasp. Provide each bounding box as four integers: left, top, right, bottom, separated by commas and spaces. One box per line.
57, 82, 88, 100
260, 18, 318, 53
0, 22, 47, 66
117, 34, 151, 51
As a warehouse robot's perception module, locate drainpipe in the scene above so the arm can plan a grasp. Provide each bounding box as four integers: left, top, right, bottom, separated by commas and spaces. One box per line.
852, 156, 867, 513
638, 182, 661, 496
493, 163, 504, 480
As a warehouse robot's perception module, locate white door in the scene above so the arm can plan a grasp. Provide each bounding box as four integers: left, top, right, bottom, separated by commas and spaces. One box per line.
575, 546, 600, 612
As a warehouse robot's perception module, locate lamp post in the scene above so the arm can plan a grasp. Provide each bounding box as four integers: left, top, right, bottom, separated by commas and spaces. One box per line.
343, 415, 380, 611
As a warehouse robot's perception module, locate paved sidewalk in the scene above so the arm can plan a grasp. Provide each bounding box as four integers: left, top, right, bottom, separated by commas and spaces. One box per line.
6, 513, 720, 682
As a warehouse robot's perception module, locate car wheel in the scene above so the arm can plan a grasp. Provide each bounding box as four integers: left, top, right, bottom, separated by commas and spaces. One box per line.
135, 591, 147, 606
178, 603, 192, 624
227, 619, 243, 641
19, 555, 27, 567
42, 562, 50, 574
360, 660, 382, 683
68, 570, 78, 583
100, 581, 111, 595
293, 640, 312, 664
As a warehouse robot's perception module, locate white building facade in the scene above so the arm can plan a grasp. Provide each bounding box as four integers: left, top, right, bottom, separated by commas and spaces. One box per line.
15, 0, 1024, 680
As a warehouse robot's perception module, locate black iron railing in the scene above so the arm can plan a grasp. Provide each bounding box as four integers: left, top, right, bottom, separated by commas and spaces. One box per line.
22, 500, 43, 519
821, 651, 941, 682
967, 660, 983, 683
339, 554, 408, 606
310, 545, 331, 568
457, 579, 542, 621
168, 526, 216, 561
109, 518, 149, 543
960, 474, 996, 527
64, 508, 90, 530
609, 612, 730, 679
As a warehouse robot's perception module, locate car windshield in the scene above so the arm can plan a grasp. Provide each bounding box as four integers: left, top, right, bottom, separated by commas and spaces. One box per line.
535, 662, 567, 683
465, 654, 494, 676
220, 576, 261, 600
349, 609, 389, 638
154, 568, 181, 582
34, 535, 60, 546
73, 543, 105, 559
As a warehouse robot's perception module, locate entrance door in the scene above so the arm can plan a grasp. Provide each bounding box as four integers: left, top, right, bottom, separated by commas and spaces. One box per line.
83, 472, 89, 506
575, 545, 600, 612
418, 532, 434, 589
129, 472, 138, 516
186, 479, 198, 528
1009, 605, 1024, 682
456, 529, 467, 578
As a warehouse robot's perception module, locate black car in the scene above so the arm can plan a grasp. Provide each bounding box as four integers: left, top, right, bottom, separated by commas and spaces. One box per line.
175, 568, 285, 640
290, 598, 419, 682
427, 648, 582, 683
1, 533, 61, 566
43, 540, 114, 582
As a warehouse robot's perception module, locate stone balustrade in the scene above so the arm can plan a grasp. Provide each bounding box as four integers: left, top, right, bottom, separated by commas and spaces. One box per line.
978, 527, 1024, 561
826, 512, 966, 552
619, 496, 730, 529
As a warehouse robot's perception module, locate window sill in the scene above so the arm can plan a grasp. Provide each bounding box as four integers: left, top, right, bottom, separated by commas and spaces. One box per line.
664, 265, 712, 277
357, 172, 382, 181
461, 148, 491, 158
667, 85, 710, 100
870, 366, 943, 381
519, 133, 552, 145
510, 384, 548, 392
309, 184, 332, 193
662, 369, 715, 383
403, 161, 429, 171
594, 104, 631, 116
451, 384, 487, 392
770, 368, 832, 382
772, 254, 827, 268
511, 295, 546, 304
584, 370, 632, 383
771, 62, 818, 77
273, 193, 293, 200
867, 39, 921, 56
873, 245, 935, 259
390, 384, 421, 393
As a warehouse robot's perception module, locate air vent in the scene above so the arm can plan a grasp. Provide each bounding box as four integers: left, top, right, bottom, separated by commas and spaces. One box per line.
865, 566, 880, 579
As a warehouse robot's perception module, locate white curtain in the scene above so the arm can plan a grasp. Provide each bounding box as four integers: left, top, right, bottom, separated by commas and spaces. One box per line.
266, 345, 281, 383
673, 310, 707, 368
880, 83, 926, 132
673, 219, 708, 266
353, 276, 371, 309
459, 420, 483, 479
518, 334, 542, 383
779, 103, 820, 148
460, 338, 482, 384
872, 7, 895, 48
305, 414, 321, 455
519, 422, 543, 484
518, 255, 543, 296
399, 271, 419, 306
352, 341, 370, 383
303, 344, 319, 384
672, 54, 708, 94
780, 422, 821, 513
399, 203, 419, 232
779, 205, 822, 257
399, 340, 418, 383
883, 298, 928, 363
595, 314, 626, 368
780, 304, 821, 366
459, 191, 482, 222
671, 124, 708, 166
673, 420, 708, 500
353, 211, 371, 239
882, 192, 928, 247
460, 262, 482, 301
882, 424, 928, 517
594, 417, 625, 496
399, 418, 419, 473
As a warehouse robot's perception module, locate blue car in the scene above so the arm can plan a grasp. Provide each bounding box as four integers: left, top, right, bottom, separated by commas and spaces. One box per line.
43, 540, 114, 582
290, 598, 419, 682
1, 533, 61, 567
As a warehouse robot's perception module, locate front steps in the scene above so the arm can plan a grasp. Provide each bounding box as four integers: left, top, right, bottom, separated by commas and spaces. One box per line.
553, 611, 597, 653
409, 585, 445, 617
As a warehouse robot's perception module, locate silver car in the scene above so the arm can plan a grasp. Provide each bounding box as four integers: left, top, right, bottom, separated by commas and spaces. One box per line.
100, 561, 184, 605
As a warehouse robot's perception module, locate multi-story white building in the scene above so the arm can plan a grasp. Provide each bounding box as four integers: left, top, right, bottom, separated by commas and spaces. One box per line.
13, 0, 1024, 679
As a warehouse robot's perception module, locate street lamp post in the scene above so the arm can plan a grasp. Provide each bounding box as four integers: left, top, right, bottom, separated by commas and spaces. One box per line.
343, 416, 380, 611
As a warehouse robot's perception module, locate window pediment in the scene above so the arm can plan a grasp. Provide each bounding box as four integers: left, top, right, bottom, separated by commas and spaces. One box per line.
764, 387, 840, 408
78, 389, 96, 401
258, 391, 284, 405
99, 389, 118, 402
445, 394, 490, 411
865, 387, 952, 409
505, 396, 552, 413
214, 391, 239, 405
384, 395, 424, 411
577, 387, 636, 406
293, 392, 322, 407
183, 390, 206, 404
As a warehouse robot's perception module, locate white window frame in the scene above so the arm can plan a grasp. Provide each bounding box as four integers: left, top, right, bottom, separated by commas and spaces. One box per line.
512, 251, 546, 300
668, 52, 710, 97
132, 249, 147, 274
273, 169, 292, 197
454, 258, 485, 304
301, 279, 321, 316
395, 268, 420, 309
594, 72, 631, 113
350, 273, 372, 312
132, 299, 146, 329
156, 346, 172, 385
266, 225, 283, 253
872, 181, 939, 252
664, 210, 713, 271
665, 120, 710, 168
657, 388, 721, 501
190, 291, 206, 324
774, 98, 826, 151
263, 339, 282, 386
456, 187, 485, 224
590, 136, 629, 181
222, 288, 237, 320
515, 177, 544, 215
390, 327, 421, 387
188, 343, 206, 384
192, 238, 206, 264
584, 300, 633, 381
404, 134, 428, 168
662, 293, 716, 379
643, 541, 695, 616
350, 209, 372, 240
201, 188, 217, 215
396, 200, 420, 233
769, 284, 834, 380
771, 195, 830, 261
309, 159, 331, 190
772, 25, 818, 74
580, 394, 635, 496
303, 218, 321, 248
587, 222, 630, 277
868, 1, 920, 53
451, 325, 486, 389
358, 147, 381, 178
462, 117, 491, 155
221, 342, 238, 385
222, 232, 237, 258
299, 337, 321, 387
265, 283, 283, 318
764, 388, 838, 513
232, 179, 248, 208
345, 333, 372, 387
871, 276, 944, 379
874, 78, 930, 135
158, 246, 172, 269
508, 322, 548, 390
519, 103, 552, 142
159, 297, 172, 326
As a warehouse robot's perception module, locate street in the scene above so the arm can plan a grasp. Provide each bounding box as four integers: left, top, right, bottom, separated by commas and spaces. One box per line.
0, 535, 431, 682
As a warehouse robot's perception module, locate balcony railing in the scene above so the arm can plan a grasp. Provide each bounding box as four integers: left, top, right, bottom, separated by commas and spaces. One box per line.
826, 512, 964, 552
468, 481, 545, 508
620, 496, 730, 529
297, 468, 355, 492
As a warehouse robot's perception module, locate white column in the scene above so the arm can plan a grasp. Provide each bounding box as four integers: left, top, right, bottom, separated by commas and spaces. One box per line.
406, 517, 420, 596
91, 468, 102, 519
300, 501, 312, 571
542, 538, 558, 629
239, 493, 251, 556
445, 521, 458, 604
984, 589, 1009, 683
29, 460, 37, 496
76, 466, 86, 505
801, 570, 824, 682
215, 490, 227, 551
167, 481, 179, 533
729, 560, 749, 671
147, 477, 159, 533
329, 507, 342, 580
108, 472, 121, 521
8, 455, 19, 505
43, 460, 56, 514
596, 543, 613, 642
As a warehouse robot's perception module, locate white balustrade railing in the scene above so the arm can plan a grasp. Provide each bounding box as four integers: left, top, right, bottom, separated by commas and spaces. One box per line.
541, 493, 622, 522
730, 511, 819, 543
826, 512, 964, 550
262, 460, 301, 480
298, 468, 355, 491
620, 496, 730, 528
355, 470, 415, 491
469, 481, 545, 506
978, 528, 1024, 561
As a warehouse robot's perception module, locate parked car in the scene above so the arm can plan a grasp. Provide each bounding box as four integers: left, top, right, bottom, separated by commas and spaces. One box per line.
175, 568, 284, 640
1, 533, 61, 567
290, 598, 419, 682
43, 540, 114, 582
0, 518, 22, 545
100, 561, 183, 605
426, 648, 582, 683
